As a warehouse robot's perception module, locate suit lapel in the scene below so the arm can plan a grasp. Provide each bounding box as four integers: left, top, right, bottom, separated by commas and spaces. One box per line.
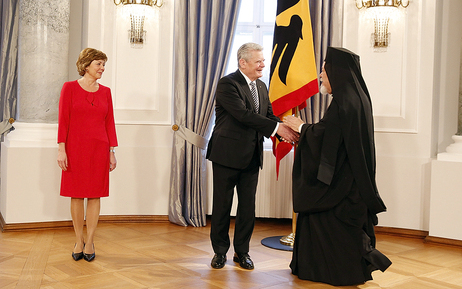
234, 70, 259, 113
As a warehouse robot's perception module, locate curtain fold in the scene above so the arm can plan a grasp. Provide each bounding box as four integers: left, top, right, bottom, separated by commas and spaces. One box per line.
0, 0, 19, 135
300, 0, 343, 124
169, 0, 241, 227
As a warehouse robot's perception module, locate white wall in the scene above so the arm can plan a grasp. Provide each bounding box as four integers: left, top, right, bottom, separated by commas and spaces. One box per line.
2, 0, 461, 240
342, 0, 451, 231
0, 0, 175, 224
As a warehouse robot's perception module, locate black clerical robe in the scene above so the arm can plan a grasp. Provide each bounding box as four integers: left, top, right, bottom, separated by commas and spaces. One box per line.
290, 47, 391, 286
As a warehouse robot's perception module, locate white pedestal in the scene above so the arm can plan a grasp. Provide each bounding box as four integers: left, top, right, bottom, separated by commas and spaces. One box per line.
437, 135, 462, 162
429, 135, 462, 241
1, 122, 70, 224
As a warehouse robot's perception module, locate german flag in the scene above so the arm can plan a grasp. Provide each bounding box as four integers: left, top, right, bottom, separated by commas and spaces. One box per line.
269, 0, 318, 175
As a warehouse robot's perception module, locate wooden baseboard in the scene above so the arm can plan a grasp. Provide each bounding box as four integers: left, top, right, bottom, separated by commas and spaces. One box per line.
0, 212, 5, 231
424, 235, 462, 247
373, 226, 462, 248
99, 215, 169, 223
1, 220, 74, 232
0, 214, 169, 232
2, 213, 462, 249
375, 226, 429, 239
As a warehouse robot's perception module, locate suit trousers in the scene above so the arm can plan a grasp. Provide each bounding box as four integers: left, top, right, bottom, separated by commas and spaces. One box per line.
210, 148, 260, 255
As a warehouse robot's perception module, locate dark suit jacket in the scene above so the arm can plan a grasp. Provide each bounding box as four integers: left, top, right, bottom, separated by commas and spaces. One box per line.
206, 70, 280, 169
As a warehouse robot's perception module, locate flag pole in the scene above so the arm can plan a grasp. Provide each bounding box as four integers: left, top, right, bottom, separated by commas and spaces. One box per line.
280, 212, 296, 246
279, 106, 300, 247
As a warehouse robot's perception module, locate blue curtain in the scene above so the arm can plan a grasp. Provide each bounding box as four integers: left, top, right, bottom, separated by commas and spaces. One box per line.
169, 0, 241, 227
0, 0, 19, 135
300, 0, 343, 124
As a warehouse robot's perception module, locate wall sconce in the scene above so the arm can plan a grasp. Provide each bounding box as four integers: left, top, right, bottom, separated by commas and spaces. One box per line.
356, 0, 409, 50
114, 0, 163, 48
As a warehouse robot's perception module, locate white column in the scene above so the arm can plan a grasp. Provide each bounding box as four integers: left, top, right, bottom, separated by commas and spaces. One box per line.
458, 43, 462, 135
17, 0, 70, 123
429, 0, 462, 241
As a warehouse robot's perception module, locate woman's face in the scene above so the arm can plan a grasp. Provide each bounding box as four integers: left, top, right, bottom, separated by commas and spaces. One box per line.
320, 63, 332, 94
85, 59, 106, 79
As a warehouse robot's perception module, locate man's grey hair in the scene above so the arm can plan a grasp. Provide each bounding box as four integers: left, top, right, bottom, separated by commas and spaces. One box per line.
237, 43, 263, 68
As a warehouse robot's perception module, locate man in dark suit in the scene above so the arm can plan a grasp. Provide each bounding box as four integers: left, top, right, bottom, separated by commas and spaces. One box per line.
206, 43, 299, 270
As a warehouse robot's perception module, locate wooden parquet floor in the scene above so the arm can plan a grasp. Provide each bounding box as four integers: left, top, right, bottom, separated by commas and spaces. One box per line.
1, 218, 462, 289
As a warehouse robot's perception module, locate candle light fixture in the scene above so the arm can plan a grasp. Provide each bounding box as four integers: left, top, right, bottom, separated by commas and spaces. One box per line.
114, 0, 163, 47
356, 0, 409, 50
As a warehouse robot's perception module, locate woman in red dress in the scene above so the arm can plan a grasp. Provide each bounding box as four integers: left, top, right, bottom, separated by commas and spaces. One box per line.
57, 48, 118, 262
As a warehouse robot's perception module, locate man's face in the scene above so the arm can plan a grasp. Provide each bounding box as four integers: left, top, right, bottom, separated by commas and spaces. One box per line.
240, 50, 265, 81
319, 63, 332, 94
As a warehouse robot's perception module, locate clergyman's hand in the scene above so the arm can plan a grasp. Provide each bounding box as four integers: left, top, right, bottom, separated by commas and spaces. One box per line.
283, 115, 305, 132
277, 123, 299, 144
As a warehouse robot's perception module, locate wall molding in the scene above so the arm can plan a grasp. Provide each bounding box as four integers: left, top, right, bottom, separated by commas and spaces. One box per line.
342, 1, 423, 134
110, 1, 174, 125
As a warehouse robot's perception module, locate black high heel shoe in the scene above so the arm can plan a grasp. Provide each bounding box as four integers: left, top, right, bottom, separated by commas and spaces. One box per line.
83, 243, 95, 262
72, 243, 85, 261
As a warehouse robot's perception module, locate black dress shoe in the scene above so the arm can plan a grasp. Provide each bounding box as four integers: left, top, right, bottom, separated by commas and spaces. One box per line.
211, 253, 227, 269
233, 253, 254, 270
72, 243, 84, 261
83, 244, 95, 262
72, 251, 83, 261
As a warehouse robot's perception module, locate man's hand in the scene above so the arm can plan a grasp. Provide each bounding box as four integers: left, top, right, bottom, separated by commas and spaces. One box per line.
277, 122, 299, 143
283, 115, 305, 132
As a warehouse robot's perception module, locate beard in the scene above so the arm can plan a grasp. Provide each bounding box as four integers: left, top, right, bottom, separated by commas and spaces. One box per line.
320, 84, 329, 95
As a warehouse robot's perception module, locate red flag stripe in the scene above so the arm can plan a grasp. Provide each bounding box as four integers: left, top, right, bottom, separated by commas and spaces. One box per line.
271, 78, 319, 117
271, 137, 293, 178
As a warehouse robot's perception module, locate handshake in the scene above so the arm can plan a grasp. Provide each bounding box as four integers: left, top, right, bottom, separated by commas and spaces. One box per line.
277, 115, 305, 144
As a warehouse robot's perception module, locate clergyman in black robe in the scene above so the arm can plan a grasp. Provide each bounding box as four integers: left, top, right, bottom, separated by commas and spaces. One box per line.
284, 47, 392, 286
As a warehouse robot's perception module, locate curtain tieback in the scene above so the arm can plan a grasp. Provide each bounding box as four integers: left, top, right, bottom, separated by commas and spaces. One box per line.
0, 119, 14, 135
172, 124, 207, 150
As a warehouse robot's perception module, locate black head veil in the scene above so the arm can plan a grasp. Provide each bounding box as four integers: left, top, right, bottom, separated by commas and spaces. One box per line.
324, 47, 386, 215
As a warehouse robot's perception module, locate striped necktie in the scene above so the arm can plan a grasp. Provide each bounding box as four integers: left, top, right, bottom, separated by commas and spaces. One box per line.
250, 81, 259, 113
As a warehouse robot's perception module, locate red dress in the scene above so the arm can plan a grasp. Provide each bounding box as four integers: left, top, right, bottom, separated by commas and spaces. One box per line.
58, 80, 118, 198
